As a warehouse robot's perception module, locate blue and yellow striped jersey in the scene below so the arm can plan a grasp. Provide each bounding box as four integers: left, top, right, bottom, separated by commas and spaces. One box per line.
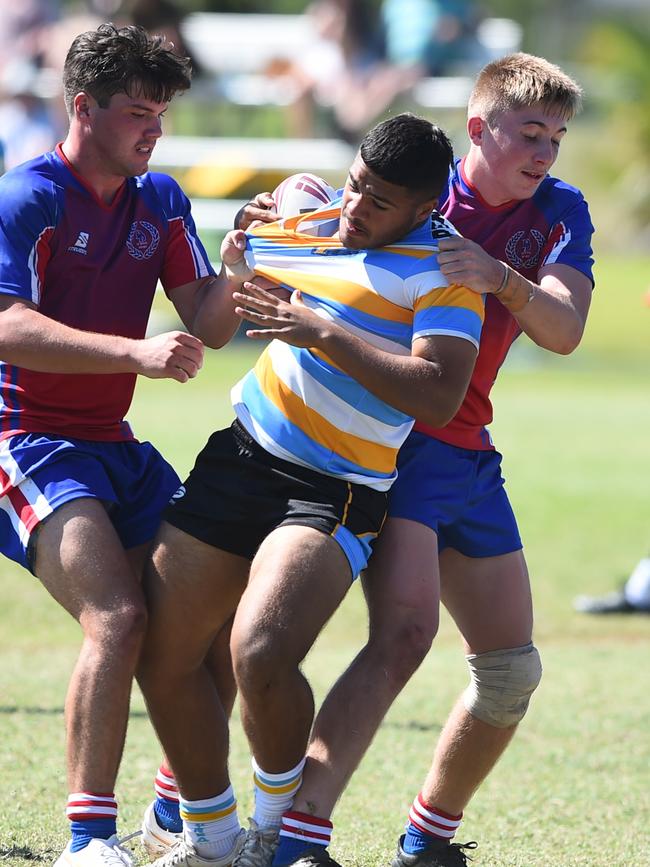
232, 200, 484, 490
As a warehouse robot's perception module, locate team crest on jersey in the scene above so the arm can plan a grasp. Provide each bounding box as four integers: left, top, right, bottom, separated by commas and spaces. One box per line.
126, 220, 160, 260
505, 229, 545, 269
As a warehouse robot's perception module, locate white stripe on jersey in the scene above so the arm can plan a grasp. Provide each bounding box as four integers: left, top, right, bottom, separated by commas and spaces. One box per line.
300, 296, 409, 356
27, 225, 53, 304
268, 340, 412, 447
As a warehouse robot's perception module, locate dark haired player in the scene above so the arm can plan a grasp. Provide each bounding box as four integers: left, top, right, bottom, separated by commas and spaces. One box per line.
0, 24, 244, 867
135, 114, 483, 867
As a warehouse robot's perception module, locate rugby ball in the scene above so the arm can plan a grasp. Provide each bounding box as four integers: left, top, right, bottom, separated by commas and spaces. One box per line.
272, 173, 337, 217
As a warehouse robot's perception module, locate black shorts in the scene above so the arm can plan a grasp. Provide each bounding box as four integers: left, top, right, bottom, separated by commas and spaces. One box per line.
163, 420, 387, 578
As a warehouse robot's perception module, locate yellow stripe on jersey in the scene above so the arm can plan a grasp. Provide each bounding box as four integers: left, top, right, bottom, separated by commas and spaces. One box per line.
251, 266, 414, 324
382, 245, 442, 259
416, 282, 485, 316
254, 353, 398, 475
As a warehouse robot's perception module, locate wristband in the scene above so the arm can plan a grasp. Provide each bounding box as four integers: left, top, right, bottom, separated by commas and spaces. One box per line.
494, 261, 510, 295
494, 263, 537, 313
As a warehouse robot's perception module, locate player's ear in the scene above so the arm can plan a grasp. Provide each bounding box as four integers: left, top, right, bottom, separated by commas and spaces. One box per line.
74, 92, 92, 120
467, 115, 484, 144
416, 197, 438, 224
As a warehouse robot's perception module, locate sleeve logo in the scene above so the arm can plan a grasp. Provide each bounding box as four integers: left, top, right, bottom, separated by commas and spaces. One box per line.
541, 222, 571, 265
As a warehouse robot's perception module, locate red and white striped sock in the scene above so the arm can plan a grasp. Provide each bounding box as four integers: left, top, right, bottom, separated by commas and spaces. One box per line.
408, 793, 462, 840
154, 764, 179, 803
279, 810, 333, 847
67, 792, 118, 824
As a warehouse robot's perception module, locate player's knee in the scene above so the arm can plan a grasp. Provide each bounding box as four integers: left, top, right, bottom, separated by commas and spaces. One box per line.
462, 642, 542, 728
232, 624, 282, 691
368, 611, 438, 685
86, 597, 147, 644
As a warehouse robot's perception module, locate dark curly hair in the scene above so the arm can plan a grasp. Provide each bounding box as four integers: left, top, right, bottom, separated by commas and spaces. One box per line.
360, 113, 453, 201
62, 23, 192, 116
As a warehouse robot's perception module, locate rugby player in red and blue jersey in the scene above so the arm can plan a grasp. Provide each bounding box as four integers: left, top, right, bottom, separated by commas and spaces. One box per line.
0, 24, 244, 867
229, 53, 595, 867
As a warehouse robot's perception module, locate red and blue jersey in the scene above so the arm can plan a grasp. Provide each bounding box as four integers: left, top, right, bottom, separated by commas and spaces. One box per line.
0, 145, 214, 442
416, 158, 595, 450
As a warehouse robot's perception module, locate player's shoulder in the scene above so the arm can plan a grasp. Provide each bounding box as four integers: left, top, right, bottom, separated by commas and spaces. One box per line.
378, 214, 455, 280
135, 170, 189, 214
535, 173, 589, 212
138, 169, 184, 193
431, 209, 460, 240
0, 151, 61, 217
0, 151, 58, 195
400, 211, 459, 259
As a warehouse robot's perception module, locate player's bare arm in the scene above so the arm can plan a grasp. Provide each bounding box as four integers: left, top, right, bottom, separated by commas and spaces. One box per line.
512, 263, 592, 354
437, 236, 592, 354
0, 295, 203, 383
169, 274, 241, 350
185, 231, 288, 347
234, 280, 477, 429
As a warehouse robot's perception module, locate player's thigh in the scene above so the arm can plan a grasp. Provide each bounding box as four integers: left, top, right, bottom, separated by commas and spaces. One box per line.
440, 547, 533, 653
144, 520, 250, 668
362, 516, 441, 638
33, 496, 143, 620
233, 524, 353, 665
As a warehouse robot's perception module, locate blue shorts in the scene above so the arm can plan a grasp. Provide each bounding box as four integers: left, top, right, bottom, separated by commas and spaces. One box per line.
387, 432, 522, 557
0, 433, 180, 572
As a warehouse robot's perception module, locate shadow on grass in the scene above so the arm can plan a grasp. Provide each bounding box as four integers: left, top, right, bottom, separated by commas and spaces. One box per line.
382, 720, 442, 733
1, 706, 441, 732
0, 845, 56, 862
0, 706, 147, 718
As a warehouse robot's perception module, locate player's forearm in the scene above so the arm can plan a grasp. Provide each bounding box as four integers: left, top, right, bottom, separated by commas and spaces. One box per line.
495, 266, 588, 354
0, 304, 143, 372
190, 271, 241, 348
514, 285, 587, 353
321, 327, 461, 428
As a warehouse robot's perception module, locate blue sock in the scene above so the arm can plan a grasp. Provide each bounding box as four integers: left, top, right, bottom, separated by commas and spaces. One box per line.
273, 836, 326, 866
70, 818, 116, 852
154, 797, 182, 834
403, 823, 445, 855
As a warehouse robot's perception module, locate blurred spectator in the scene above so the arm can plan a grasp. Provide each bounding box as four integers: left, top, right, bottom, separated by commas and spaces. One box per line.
0, 59, 62, 170
0, 1, 63, 171
0, 0, 61, 77
381, 0, 483, 76
276, 0, 421, 142
574, 556, 650, 614
123, 0, 203, 73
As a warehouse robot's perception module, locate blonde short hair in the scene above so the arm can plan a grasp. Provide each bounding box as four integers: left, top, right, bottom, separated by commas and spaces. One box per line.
468, 52, 583, 125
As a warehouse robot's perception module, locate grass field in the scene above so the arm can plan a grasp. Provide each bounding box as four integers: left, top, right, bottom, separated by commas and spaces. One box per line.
1, 252, 648, 867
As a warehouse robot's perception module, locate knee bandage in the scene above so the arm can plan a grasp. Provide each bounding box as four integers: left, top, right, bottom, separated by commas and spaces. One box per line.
462, 642, 542, 728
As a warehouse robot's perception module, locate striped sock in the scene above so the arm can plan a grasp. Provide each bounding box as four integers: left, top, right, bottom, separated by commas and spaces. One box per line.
180, 786, 241, 860
66, 792, 118, 852
403, 793, 462, 854
153, 764, 182, 833
252, 757, 305, 830
273, 811, 333, 866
